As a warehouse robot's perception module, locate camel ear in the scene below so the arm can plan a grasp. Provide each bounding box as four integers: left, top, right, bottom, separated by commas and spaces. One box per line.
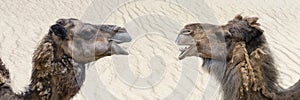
234, 14, 243, 20
245, 17, 260, 26
183, 23, 199, 34
245, 17, 264, 33
50, 24, 68, 40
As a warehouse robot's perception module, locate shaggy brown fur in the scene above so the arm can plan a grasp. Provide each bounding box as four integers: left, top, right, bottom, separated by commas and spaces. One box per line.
0, 18, 131, 100
0, 58, 23, 99
26, 35, 86, 99
176, 15, 300, 100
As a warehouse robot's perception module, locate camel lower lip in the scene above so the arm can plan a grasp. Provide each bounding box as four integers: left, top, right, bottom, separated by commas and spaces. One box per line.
110, 41, 129, 55
178, 45, 194, 60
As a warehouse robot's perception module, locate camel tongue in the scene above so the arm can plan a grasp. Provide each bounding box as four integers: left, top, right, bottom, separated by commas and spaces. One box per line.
110, 42, 129, 55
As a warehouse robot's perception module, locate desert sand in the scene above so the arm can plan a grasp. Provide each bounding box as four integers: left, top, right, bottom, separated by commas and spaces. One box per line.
0, 0, 300, 99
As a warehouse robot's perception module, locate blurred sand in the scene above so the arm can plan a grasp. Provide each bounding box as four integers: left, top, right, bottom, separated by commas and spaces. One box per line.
0, 0, 300, 99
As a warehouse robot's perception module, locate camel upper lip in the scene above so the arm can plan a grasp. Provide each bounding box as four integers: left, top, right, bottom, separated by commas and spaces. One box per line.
110, 31, 132, 44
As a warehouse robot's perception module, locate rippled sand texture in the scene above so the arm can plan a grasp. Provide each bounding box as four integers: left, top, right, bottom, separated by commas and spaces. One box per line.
0, 0, 300, 100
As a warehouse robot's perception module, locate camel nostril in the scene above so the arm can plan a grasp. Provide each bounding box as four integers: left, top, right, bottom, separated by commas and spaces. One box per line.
180, 29, 192, 34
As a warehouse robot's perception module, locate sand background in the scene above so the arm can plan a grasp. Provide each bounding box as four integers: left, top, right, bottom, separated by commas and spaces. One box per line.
0, 0, 300, 99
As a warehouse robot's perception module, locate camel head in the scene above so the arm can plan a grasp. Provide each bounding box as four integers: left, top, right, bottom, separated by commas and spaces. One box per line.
176, 15, 264, 60
49, 18, 132, 63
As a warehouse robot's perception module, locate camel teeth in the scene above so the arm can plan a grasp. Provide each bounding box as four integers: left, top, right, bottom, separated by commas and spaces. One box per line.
178, 45, 191, 52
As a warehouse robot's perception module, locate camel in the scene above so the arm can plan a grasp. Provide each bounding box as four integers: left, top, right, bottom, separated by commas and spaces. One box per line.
176, 15, 300, 100
0, 18, 132, 100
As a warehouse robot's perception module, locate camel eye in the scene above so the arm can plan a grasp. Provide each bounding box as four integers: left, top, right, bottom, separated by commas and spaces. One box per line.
77, 25, 97, 40
79, 30, 96, 40
215, 32, 225, 42
224, 32, 232, 38
56, 19, 65, 25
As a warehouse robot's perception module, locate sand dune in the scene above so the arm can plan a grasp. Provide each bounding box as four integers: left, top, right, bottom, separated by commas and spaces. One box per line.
0, 0, 299, 99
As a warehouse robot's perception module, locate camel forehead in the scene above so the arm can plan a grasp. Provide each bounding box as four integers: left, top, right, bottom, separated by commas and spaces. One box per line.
64, 20, 101, 36
185, 23, 219, 30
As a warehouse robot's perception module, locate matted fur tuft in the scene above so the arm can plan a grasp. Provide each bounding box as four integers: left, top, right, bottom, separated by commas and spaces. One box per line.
220, 15, 300, 100
0, 58, 9, 85
0, 34, 86, 100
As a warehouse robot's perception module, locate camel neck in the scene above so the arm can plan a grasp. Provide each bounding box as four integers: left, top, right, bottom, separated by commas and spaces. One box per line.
203, 43, 279, 100
26, 35, 86, 99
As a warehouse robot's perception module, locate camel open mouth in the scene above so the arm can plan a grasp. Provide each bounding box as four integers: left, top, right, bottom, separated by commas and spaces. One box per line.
178, 45, 191, 59
175, 31, 198, 60
178, 45, 197, 60
108, 41, 130, 55
107, 30, 132, 55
